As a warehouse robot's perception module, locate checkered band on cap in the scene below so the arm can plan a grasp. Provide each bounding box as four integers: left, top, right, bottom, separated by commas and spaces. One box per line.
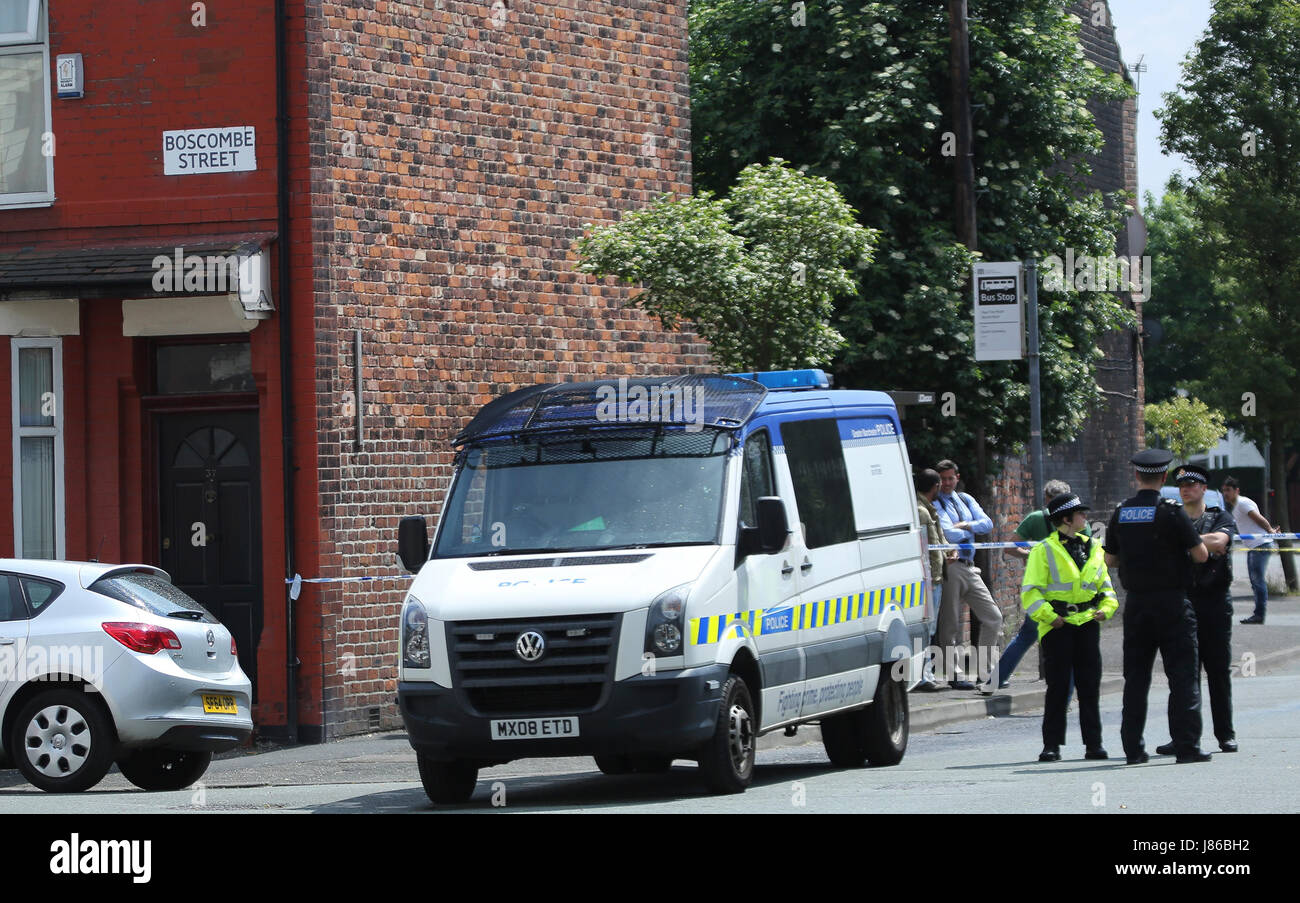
1047, 493, 1089, 518
1132, 449, 1174, 473
1174, 466, 1208, 484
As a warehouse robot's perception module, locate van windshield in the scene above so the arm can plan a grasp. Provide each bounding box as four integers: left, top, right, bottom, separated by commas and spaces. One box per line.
434, 428, 732, 557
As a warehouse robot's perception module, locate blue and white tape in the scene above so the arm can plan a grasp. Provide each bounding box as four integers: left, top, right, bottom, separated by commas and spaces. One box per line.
932, 532, 1300, 552
279, 532, 1300, 597
285, 573, 413, 600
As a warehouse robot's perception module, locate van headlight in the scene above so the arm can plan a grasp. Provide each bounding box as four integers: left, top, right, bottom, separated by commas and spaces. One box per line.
645, 584, 689, 656
402, 595, 431, 669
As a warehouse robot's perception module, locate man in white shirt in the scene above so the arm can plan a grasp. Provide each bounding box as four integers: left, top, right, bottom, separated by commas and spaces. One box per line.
1221, 477, 1279, 624
933, 459, 1003, 693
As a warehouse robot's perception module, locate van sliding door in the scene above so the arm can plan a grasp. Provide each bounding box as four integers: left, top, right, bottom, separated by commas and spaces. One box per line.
839, 416, 927, 670
779, 418, 872, 718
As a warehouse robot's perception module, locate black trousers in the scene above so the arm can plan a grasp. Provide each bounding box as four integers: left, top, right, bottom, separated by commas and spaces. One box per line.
1121, 591, 1202, 757
1041, 618, 1102, 750
1190, 588, 1235, 743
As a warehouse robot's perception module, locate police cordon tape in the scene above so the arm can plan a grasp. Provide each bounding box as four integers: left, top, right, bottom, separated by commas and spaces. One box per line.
281, 533, 1300, 596
285, 573, 411, 599
930, 532, 1300, 552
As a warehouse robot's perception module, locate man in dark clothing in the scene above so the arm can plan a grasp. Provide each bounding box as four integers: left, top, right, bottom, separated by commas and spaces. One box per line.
1154, 464, 1239, 754
1104, 449, 1211, 765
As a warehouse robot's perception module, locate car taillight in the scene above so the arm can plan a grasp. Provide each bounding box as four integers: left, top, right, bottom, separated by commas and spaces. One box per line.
102, 622, 183, 654
231, 635, 238, 655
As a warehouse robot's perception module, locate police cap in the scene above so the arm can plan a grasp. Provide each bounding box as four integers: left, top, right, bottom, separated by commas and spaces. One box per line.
1173, 463, 1209, 485
1131, 448, 1174, 474
1047, 493, 1090, 520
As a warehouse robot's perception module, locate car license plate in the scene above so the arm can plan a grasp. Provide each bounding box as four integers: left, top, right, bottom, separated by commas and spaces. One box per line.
202, 694, 238, 715
490, 717, 580, 741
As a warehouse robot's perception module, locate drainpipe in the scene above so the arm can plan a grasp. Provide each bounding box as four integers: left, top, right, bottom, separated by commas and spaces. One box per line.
274, 0, 299, 744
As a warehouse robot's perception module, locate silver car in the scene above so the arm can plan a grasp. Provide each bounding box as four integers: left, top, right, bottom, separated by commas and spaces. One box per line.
0, 561, 253, 792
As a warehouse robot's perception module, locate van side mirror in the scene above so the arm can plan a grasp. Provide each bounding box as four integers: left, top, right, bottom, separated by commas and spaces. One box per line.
755, 496, 790, 554
398, 516, 430, 573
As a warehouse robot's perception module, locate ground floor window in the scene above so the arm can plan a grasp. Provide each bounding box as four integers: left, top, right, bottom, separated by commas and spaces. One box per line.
11, 337, 62, 558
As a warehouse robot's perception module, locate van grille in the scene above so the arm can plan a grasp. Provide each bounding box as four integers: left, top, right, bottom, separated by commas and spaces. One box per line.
447, 614, 619, 715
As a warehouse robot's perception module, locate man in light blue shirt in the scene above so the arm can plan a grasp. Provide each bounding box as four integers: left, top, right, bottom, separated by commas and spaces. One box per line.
934, 459, 1003, 692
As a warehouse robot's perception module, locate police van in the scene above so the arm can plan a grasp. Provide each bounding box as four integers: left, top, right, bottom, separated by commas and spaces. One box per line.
395, 370, 932, 803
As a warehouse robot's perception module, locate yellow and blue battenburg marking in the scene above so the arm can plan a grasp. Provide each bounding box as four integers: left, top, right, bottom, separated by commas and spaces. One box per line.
689, 579, 925, 645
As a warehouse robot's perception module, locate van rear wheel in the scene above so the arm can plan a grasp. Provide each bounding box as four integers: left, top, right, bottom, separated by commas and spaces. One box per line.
697, 675, 756, 794
863, 666, 908, 766
416, 754, 478, 804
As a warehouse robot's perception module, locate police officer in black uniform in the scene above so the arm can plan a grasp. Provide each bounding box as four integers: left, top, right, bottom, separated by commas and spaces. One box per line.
1154, 463, 1238, 755
1104, 449, 1211, 765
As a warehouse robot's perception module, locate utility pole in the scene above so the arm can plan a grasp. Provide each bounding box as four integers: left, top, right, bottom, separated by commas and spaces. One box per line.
950, 0, 983, 659
949, 0, 977, 252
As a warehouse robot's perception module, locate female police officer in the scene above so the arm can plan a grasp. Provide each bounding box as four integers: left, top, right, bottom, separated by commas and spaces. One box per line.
1022, 493, 1118, 761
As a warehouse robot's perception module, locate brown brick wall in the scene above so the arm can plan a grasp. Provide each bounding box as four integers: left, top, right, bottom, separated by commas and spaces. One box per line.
304, 1, 707, 738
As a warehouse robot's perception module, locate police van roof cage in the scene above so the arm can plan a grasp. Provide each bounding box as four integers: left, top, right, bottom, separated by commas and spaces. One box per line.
728, 369, 832, 391
453, 374, 768, 446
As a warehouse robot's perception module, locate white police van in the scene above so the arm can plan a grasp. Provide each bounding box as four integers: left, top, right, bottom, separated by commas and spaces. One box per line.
396, 371, 931, 803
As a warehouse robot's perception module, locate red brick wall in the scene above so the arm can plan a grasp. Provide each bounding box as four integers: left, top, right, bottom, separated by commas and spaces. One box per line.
299, 0, 708, 738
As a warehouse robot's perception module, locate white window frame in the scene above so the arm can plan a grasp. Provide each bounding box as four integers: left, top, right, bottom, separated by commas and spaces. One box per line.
0, 0, 54, 209
12, 337, 64, 559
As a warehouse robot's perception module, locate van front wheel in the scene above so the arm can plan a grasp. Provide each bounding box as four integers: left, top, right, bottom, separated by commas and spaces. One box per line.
417, 754, 478, 805
697, 675, 756, 794
863, 666, 908, 766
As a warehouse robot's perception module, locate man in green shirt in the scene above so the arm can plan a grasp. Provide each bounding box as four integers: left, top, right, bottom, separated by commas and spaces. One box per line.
998, 479, 1090, 688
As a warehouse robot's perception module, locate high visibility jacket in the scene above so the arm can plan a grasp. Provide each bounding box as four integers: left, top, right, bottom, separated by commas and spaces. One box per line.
1021, 531, 1118, 640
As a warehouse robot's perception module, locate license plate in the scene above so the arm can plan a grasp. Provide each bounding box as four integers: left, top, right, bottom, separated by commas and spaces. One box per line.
490, 717, 580, 741
202, 694, 238, 715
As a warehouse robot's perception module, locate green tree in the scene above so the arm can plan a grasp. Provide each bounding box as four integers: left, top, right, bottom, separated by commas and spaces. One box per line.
1156, 0, 1300, 585
576, 159, 877, 371
1144, 396, 1227, 463
691, 0, 1134, 470
1140, 179, 1232, 405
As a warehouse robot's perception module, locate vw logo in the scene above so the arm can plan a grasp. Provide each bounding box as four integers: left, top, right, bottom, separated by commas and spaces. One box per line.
206, 630, 215, 648
515, 631, 546, 662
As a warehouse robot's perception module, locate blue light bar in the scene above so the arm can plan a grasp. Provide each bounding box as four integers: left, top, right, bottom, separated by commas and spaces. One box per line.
728, 369, 832, 390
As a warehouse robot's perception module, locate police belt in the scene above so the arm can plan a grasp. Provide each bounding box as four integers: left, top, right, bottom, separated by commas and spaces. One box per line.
1049, 598, 1099, 616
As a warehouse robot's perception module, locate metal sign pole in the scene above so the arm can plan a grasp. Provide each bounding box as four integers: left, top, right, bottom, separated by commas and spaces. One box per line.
1025, 259, 1043, 506
1024, 258, 1046, 683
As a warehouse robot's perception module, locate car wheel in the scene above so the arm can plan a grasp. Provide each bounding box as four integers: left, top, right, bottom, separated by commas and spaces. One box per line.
10, 690, 116, 793
116, 748, 213, 791
416, 753, 478, 804
863, 666, 909, 766
820, 709, 868, 768
697, 674, 756, 794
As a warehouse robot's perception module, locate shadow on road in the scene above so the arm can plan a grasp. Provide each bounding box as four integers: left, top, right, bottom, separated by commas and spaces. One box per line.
309, 759, 844, 813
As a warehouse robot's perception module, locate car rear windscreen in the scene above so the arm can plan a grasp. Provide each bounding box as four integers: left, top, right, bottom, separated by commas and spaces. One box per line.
90, 573, 217, 621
